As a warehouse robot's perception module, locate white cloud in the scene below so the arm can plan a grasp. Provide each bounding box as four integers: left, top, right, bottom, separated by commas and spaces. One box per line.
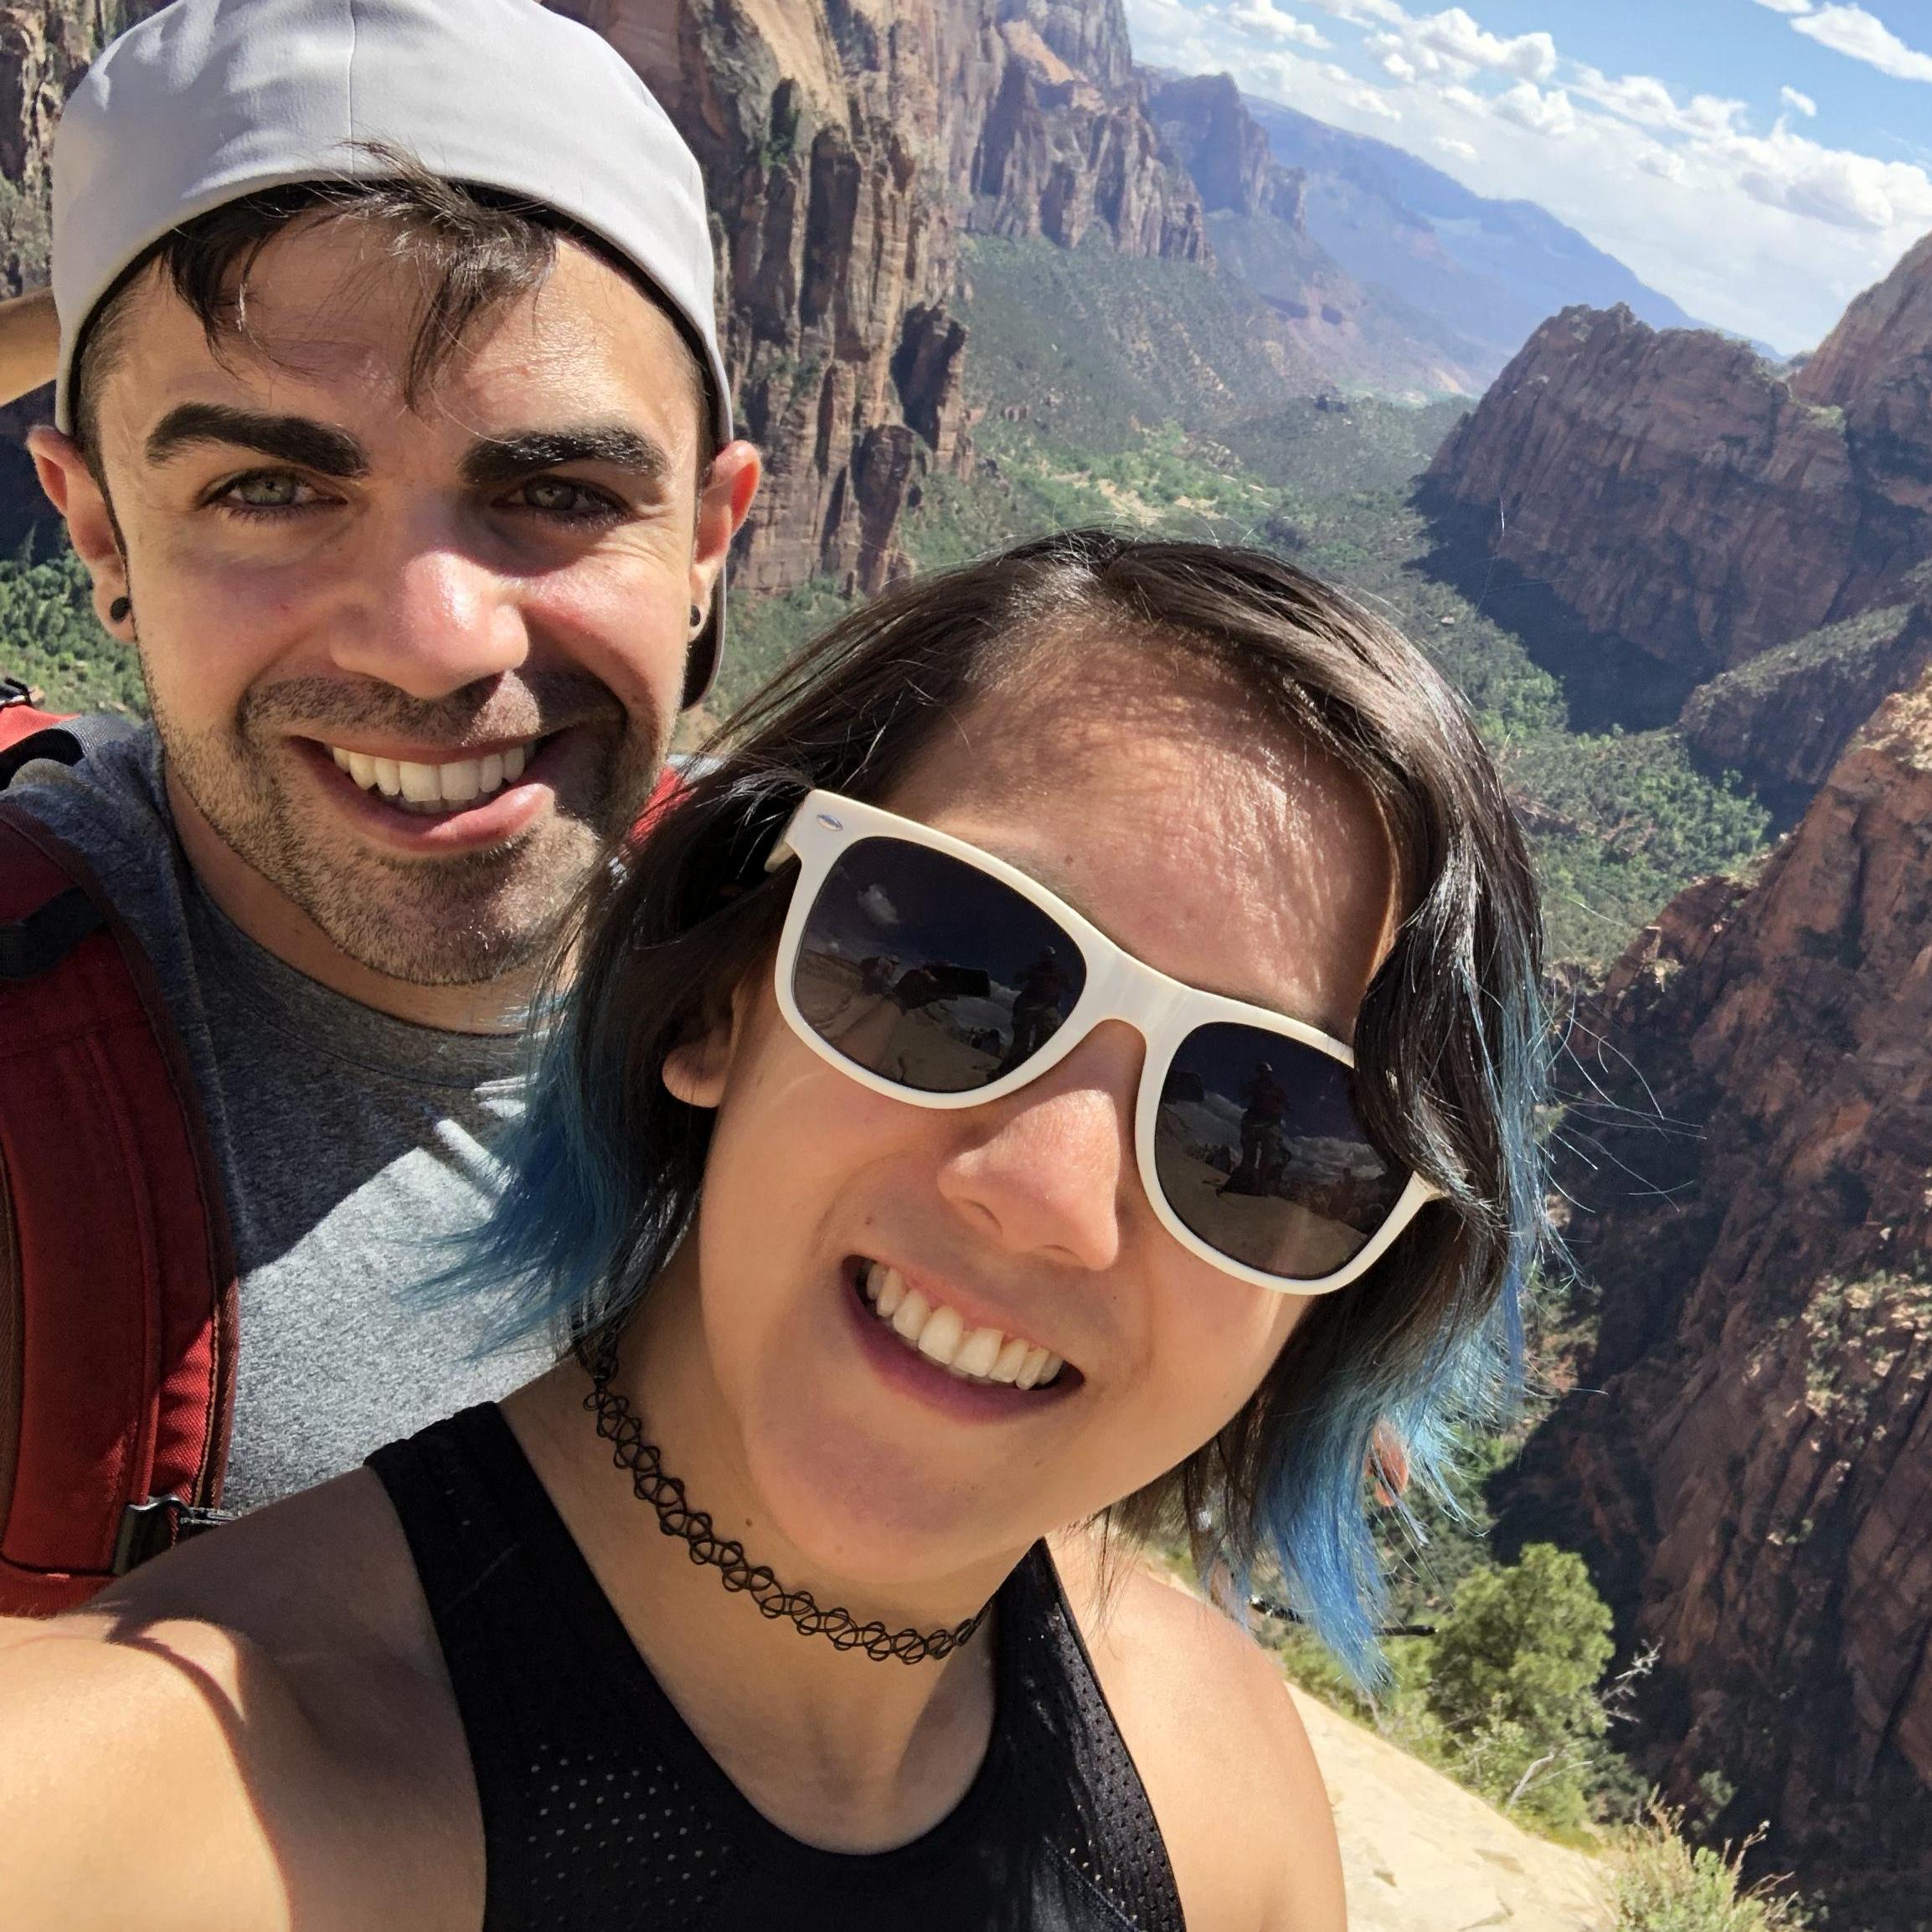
1752, 0, 1816, 13
1570, 65, 1748, 137
1728, 122, 1931, 229
1433, 133, 1477, 158
1366, 7, 1557, 82
1224, 0, 1330, 46
1491, 79, 1576, 135
1781, 84, 1820, 115
1300, 0, 1409, 21
1791, 4, 1932, 82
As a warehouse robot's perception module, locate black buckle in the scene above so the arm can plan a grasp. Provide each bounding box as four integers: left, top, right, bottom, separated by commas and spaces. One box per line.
0, 885, 104, 980
111, 1497, 234, 1575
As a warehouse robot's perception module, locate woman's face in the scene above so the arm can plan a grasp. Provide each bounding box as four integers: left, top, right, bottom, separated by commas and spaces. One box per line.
662, 643, 1401, 1597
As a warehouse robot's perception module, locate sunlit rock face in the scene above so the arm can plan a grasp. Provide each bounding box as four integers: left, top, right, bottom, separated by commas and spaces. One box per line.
1500, 669, 1932, 1923
1143, 70, 1306, 228
1424, 234, 1932, 688
552, 0, 1203, 602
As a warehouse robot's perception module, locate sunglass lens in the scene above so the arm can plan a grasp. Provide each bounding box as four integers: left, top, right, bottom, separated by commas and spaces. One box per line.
1152, 1024, 1405, 1281
792, 837, 1086, 1094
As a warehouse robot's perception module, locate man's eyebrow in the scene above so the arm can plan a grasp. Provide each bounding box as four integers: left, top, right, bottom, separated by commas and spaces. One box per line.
461, 426, 673, 490
144, 404, 369, 477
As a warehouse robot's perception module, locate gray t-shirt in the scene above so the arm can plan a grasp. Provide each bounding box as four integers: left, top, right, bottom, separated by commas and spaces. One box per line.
8, 723, 546, 1511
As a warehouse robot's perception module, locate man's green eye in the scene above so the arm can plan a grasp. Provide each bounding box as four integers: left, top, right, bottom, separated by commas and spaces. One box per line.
521, 479, 607, 515
229, 473, 304, 507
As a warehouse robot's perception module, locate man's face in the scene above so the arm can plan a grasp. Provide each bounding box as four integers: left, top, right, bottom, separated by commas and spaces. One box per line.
39, 215, 754, 988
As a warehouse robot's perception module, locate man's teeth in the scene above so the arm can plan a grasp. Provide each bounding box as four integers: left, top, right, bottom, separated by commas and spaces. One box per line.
329, 740, 533, 812
862, 1263, 1063, 1389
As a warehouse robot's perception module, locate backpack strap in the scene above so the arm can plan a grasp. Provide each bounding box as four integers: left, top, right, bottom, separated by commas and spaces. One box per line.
0, 802, 239, 1615
0, 686, 80, 789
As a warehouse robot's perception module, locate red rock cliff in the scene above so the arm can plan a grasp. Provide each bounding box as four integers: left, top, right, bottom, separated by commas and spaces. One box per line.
1425, 236, 1932, 686
1144, 70, 1306, 228
1500, 670, 1932, 1919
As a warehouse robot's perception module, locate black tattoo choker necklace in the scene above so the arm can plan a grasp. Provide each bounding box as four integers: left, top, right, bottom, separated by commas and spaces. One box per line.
581, 1331, 989, 1665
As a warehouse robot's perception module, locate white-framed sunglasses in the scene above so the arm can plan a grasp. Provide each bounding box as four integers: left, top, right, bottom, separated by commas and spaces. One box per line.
764, 791, 1439, 1295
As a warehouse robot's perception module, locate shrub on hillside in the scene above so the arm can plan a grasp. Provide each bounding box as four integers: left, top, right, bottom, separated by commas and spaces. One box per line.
1610, 1801, 1812, 1929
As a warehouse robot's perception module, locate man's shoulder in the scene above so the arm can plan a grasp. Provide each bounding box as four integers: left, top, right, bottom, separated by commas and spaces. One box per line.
2, 718, 206, 1012
1054, 1541, 1347, 1932
3, 714, 167, 842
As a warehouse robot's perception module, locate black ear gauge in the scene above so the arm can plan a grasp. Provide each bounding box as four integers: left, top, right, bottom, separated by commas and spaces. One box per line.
109, 595, 132, 625
689, 603, 703, 628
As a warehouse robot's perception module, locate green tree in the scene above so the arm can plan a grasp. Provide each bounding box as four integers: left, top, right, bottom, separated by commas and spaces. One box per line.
1425, 1542, 1617, 1832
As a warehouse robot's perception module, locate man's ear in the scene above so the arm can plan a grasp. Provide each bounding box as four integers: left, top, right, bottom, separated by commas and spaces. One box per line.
28, 425, 133, 639
688, 439, 761, 617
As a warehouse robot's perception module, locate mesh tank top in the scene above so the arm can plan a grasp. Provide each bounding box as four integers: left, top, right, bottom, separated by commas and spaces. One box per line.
368, 1405, 1188, 1931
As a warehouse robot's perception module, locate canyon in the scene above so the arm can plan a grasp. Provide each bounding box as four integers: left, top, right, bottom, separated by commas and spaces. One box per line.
1499, 667, 1932, 1919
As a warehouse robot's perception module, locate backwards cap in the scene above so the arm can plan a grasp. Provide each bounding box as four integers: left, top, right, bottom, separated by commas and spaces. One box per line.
52, 0, 735, 702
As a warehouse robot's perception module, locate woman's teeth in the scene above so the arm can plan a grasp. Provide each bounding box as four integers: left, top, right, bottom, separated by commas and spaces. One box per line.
861, 1263, 1064, 1390
329, 740, 534, 813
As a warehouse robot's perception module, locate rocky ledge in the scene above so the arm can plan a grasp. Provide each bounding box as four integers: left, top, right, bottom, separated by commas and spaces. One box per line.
1424, 234, 1932, 689
1499, 667, 1932, 1923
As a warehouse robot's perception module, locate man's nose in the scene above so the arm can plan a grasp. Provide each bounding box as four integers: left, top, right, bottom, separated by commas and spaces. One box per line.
934, 1022, 1141, 1272
327, 517, 529, 700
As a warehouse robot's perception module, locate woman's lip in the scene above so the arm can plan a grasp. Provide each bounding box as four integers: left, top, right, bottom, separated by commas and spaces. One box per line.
294, 733, 560, 854
841, 1261, 1080, 1422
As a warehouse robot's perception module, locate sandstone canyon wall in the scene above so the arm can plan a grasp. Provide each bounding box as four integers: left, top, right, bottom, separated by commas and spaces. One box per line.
0, 2, 142, 292
1424, 238, 1932, 723
1499, 672, 1932, 1919
524, 0, 1207, 600
1143, 70, 1306, 229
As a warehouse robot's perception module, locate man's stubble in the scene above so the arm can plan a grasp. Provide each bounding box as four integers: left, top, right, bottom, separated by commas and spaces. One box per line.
152, 668, 664, 989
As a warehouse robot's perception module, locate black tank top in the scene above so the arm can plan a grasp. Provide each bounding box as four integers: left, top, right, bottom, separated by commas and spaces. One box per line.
368, 1405, 1187, 1931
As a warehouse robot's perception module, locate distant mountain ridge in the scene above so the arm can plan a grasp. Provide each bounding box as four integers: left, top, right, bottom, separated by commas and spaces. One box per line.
1423, 234, 1932, 795
1240, 91, 1708, 371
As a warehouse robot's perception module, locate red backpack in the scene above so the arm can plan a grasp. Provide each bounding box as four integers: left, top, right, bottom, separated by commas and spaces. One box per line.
0, 687, 237, 1615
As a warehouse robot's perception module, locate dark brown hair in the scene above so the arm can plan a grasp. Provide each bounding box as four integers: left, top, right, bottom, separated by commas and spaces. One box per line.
447, 528, 1548, 1679
70, 145, 716, 471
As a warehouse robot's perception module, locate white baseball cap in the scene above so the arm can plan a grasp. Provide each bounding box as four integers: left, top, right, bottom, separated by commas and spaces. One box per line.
52, 0, 736, 702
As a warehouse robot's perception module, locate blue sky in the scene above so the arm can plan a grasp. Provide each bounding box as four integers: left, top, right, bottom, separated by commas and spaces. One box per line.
1123, 0, 1932, 350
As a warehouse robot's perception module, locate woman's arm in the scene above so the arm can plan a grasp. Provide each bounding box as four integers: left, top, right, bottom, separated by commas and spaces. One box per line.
0, 1613, 309, 1930
0, 288, 58, 409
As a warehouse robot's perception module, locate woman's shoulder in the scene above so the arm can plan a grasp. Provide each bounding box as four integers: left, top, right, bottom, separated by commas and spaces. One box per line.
0, 1467, 478, 1931
1050, 1533, 1347, 1932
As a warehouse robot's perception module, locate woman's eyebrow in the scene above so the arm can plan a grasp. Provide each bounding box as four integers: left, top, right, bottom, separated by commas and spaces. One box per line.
461, 425, 672, 489
144, 402, 368, 476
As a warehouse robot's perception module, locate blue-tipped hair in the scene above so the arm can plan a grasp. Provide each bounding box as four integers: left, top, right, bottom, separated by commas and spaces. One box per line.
440, 530, 1549, 1686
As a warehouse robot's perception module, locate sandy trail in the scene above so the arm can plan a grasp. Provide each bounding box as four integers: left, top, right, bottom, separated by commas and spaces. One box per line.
1290, 1686, 1610, 1931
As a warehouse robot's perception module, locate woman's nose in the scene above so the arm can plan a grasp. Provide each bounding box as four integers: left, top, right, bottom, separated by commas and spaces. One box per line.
935, 1022, 1141, 1271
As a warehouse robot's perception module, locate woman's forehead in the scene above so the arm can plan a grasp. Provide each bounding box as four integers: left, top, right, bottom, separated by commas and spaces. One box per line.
882, 667, 1399, 1034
